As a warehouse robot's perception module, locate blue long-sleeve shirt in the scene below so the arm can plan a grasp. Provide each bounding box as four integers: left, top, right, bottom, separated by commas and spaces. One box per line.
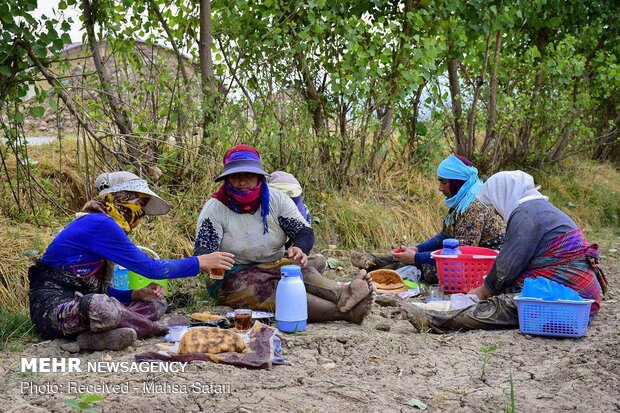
40, 213, 199, 302
413, 233, 446, 265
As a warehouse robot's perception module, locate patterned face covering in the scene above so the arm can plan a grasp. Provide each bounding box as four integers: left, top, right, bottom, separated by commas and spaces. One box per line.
82, 191, 148, 233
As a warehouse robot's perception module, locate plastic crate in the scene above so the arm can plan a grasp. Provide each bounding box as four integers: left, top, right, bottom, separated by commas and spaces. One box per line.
431, 246, 498, 293
515, 295, 593, 338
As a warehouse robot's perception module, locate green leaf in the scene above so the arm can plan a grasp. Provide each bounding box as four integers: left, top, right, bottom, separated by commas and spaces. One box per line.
29, 106, 45, 118
0, 65, 12, 76
64, 399, 80, 409
80, 394, 105, 404
405, 397, 428, 410
415, 122, 428, 136
13, 111, 25, 123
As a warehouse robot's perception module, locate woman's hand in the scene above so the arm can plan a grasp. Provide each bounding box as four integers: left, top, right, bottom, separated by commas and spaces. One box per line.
286, 246, 308, 267
131, 282, 165, 301
197, 252, 235, 272
391, 246, 416, 264
468, 284, 493, 301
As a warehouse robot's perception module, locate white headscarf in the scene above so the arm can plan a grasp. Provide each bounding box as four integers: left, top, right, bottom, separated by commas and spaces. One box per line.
477, 171, 548, 223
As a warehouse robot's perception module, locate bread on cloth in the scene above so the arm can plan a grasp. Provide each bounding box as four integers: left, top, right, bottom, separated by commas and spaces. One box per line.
178, 328, 245, 354
190, 311, 224, 322
369, 269, 408, 294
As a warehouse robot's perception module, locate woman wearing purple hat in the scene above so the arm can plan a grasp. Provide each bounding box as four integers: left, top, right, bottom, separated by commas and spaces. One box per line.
28, 172, 234, 351
194, 144, 376, 324
351, 155, 505, 283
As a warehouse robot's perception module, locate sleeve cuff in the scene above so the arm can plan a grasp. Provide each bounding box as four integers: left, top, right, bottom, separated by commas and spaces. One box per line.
107, 287, 133, 303
483, 277, 500, 295
414, 251, 435, 265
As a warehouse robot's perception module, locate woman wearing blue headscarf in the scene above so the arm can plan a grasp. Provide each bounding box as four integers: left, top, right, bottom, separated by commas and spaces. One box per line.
351, 155, 505, 283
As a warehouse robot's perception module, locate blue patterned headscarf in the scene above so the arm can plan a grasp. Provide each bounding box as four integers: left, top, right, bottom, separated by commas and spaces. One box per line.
437, 155, 483, 225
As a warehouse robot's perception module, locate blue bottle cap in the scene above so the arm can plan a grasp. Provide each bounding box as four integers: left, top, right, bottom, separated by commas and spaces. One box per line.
443, 238, 459, 249
281, 265, 302, 277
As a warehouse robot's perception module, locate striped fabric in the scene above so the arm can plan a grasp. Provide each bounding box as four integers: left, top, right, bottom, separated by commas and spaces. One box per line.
519, 229, 602, 314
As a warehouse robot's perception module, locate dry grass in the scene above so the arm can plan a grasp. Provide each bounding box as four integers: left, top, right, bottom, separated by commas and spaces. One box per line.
536, 159, 620, 234
1, 140, 619, 313
0, 217, 56, 311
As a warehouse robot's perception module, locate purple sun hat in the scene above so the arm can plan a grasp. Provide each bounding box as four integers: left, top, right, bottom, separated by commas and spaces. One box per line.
214, 144, 269, 182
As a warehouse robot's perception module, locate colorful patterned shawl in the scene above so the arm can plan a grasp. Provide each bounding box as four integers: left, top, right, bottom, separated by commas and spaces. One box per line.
519, 229, 604, 314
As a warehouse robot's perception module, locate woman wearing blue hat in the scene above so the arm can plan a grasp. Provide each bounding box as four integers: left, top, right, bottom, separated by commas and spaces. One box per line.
351, 155, 505, 283
194, 144, 376, 324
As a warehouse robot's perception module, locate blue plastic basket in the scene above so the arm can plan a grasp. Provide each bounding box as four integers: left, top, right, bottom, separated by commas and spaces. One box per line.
515, 295, 594, 338
112, 265, 130, 290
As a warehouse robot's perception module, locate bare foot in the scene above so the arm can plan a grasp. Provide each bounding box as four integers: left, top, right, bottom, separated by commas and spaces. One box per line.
347, 292, 376, 324
77, 327, 137, 351
338, 270, 373, 312
350, 251, 374, 269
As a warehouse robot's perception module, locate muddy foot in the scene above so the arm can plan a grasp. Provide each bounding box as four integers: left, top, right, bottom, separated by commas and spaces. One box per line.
350, 251, 374, 269
338, 270, 374, 312
348, 292, 377, 325
77, 327, 137, 351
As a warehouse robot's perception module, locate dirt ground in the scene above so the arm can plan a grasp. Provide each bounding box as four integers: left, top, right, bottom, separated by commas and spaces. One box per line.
1, 246, 618, 413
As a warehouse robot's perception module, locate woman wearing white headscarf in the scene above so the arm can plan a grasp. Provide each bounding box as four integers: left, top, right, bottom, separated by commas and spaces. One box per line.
400, 171, 606, 332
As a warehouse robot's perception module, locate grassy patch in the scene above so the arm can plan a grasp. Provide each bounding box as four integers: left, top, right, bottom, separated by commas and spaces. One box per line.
1, 140, 619, 319
537, 160, 620, 232
0, 307, 35, 350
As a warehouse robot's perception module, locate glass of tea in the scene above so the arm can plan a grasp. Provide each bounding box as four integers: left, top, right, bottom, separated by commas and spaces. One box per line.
234, 309, 253, 332
209, 267, 225, 280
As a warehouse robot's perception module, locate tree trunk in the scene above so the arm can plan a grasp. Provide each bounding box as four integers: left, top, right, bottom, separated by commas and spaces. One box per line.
465, 34, 491, 158
448, 57, 465, 155
516, 28, 548, 159
407, 81, 427, 161
149, 0, 191, 145
82, 0, 140, 166
293, 52, 329, 163
482, 30, 502, 156
199, 0, 216, 150
593, 111, 620, 161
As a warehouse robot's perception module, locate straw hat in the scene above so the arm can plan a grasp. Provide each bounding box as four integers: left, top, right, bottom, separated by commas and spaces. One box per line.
95, 171, 170, 215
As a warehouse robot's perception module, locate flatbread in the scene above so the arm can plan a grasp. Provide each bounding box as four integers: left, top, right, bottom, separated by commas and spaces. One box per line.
191, 311, 224, 322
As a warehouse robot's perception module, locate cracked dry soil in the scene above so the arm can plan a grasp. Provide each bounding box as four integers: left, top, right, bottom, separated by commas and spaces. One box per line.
1, 254, 618, 413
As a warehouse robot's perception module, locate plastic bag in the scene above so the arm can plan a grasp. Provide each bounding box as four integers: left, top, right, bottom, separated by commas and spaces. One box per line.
396, 265, 421, 282
450, 293, 479, 310
520, 277, 583, 301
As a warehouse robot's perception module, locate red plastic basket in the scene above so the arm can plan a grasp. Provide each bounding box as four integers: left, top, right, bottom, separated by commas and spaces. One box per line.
431, 246, 499, 293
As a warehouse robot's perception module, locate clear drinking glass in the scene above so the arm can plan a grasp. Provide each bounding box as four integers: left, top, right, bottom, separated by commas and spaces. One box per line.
234, 309, 253, 332
429, 284, 445, 301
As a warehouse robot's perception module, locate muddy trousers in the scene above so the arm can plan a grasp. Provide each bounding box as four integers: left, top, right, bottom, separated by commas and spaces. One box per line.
39, 292, 167, 339
411, 293, 519, 333
217, 266, 355, 322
